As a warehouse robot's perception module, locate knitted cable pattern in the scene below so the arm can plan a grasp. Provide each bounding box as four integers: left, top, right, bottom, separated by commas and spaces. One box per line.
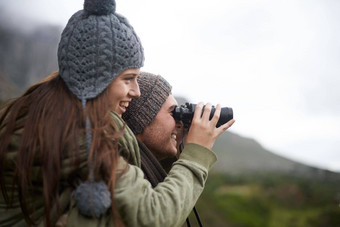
58, 4, 144, 100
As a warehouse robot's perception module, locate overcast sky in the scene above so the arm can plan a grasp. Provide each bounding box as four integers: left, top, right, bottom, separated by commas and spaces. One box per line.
1, 0, 339, 172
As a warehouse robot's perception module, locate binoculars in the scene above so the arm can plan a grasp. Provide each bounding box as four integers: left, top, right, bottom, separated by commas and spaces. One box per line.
172, 102, 233, 128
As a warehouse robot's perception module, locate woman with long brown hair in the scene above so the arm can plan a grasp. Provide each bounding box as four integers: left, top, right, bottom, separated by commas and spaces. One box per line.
0, 0, 235, 226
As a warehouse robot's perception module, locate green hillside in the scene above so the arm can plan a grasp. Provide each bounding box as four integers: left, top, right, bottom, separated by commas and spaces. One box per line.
189, 172, 340, 227
186, 132, 340, 227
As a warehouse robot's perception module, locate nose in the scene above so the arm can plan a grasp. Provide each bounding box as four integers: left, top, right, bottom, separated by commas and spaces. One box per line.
129, 80, 141, 98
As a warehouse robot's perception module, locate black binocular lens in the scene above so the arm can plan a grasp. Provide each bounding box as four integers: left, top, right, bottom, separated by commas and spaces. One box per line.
172, 103, 233, 128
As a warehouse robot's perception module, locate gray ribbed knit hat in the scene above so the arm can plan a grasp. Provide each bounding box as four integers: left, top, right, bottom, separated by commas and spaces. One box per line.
123, 72, 172, 135
58, 0, 144, 102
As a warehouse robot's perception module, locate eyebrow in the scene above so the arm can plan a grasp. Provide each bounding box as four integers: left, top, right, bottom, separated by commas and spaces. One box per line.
122, 72, 138, 77
124, 73, 138, 77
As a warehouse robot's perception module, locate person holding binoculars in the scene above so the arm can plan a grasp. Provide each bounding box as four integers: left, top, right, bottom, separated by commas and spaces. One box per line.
123, 71, 234, 186
123, 72, 235, 226
123, 72, 183, 186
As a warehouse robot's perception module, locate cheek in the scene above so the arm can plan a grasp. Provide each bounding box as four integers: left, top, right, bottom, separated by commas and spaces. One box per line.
108, 92, 118, 106
109, 82, 127, 97
166, 116, 176, 131
111, 89, 127, 105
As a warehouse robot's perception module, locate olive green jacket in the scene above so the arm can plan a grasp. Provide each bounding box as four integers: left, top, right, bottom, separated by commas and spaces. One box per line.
0, 112, 217, 227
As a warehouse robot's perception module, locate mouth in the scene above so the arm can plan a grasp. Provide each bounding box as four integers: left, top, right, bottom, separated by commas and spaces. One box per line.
120, 101, 129, 108
171, 134, 177, 140
116, 101, 130, 115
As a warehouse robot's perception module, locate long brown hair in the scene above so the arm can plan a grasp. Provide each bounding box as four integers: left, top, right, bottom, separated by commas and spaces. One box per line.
0, 72, 124, 226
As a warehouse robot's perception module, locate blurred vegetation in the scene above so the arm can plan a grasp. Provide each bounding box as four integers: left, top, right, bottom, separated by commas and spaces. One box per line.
188, 173, 340, 227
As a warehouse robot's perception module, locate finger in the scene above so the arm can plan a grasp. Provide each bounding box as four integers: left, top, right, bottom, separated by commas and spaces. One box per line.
218, 119, 236, 132
201, 102, 212, 120
192, 102, 204, 121
210, 104, 221, 126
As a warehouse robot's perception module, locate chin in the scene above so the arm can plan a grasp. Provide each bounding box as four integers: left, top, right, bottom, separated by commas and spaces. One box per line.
170, 150, 178, 157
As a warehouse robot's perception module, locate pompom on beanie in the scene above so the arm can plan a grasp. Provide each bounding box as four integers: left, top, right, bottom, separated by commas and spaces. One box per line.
123, 72, 172, 135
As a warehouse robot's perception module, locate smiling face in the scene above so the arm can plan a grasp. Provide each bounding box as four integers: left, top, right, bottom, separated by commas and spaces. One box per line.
108, 68, 141, 116
137, 94, 179, 160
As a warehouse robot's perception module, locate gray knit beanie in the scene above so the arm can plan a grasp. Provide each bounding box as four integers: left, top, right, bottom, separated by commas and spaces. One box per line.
58, 0, 144, 102
57, 0, 144, 218
123, 72, 172, 135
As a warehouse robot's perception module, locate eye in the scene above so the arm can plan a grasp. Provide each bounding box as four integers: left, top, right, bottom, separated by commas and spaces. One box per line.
169, 106, 177, 115
123, 74, 138, 83
124, 77, 133, 81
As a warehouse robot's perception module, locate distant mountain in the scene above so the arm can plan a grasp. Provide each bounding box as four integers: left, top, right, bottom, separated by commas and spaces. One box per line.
0, 15, 61, 100
0, 71, 19, 101
212, 131, 340, 181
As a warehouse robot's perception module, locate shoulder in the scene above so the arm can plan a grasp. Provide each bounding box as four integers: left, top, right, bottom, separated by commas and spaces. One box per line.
110, 111, 141, 167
